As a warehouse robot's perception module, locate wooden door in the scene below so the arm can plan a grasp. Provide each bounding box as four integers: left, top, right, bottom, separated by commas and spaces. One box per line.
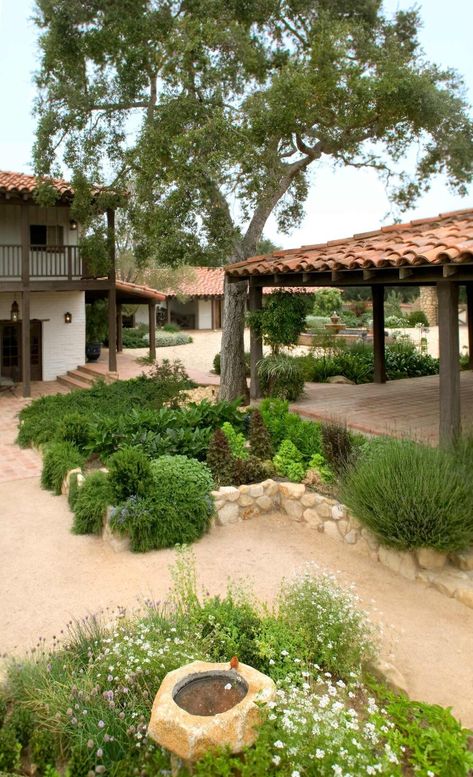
0, 321, 42, 382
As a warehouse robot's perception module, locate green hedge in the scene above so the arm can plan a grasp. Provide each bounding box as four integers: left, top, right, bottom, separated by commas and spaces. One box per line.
72, 471, 113, 535
40, 442, 84, 495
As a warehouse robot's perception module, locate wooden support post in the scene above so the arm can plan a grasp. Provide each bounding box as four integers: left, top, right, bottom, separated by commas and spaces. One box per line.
466, 284, 473, 370
21, 290, 31, 398
116, 304, 123, 352
20, 205, 31, 397
107, 209, 117, 373
372, 285, 386, 384
166, 298, 172, 324
148, 303, 156, 361
249, 283, 263, 400
437, 281, 461, 445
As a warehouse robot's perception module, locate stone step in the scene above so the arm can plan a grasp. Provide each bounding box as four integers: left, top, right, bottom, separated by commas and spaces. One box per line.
67, 369, 96, 386
56, 374, 91, 391
76, 364, 117, 383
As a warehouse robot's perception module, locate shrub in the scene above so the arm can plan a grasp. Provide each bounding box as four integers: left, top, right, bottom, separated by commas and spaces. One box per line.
0, 725, 21, 773
312, 288, 343, 317
206, 428, 235, 486
247, 291, 310, 352
221, 422, 248, 460
258, 354, 305, 401
407, 309, 429, 327
341, 438, 473, 551
259, 398, 323, 462
153, 331, 192, 347
107, 447, 154, 503
213, 351, 251, 376
234, 455, 274, 485
8, 703, 35, 746
147, 358, 193, 403
30, 728, 57, 772
273, 439, 305, 482
41, 442, 84, 495
321, 421, 355, 475
57, 412, 91, 453
248, 409, 273, 460
110, 456, 214, 551
162, 322, 180, 332
72, 471, 112, 535
121, 324, 148, 348
67, 472, 80, 511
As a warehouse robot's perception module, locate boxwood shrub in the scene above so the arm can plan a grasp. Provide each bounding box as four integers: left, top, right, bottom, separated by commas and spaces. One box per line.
341, 438, 473, 551
41, 442, 84, 495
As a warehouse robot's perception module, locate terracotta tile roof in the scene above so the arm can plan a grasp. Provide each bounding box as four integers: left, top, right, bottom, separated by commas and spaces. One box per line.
156, 266, 316, 297
115, 279, 166, 303
0, 170, 74, 198
226, 208, 473, 278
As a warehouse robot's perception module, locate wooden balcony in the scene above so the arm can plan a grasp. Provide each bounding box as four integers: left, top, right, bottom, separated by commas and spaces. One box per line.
0, 244, 83, 281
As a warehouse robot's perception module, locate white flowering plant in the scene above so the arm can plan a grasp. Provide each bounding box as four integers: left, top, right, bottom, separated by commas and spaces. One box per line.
2, 552, 472, 776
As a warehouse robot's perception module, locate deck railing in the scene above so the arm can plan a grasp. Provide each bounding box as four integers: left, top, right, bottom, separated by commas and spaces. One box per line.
0, 245, 83, 280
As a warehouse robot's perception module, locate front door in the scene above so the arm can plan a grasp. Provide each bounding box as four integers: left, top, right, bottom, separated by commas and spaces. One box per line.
0, 321, 42, 382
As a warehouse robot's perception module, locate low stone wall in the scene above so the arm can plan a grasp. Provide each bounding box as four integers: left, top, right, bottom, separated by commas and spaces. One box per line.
212, 479, 473, 610
63, 470, 473, 610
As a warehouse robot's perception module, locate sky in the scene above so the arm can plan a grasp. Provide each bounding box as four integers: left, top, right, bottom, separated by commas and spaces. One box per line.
0, 0, 472, 249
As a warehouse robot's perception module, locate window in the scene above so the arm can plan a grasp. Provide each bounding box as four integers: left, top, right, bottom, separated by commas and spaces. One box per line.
30, 224, 64, 247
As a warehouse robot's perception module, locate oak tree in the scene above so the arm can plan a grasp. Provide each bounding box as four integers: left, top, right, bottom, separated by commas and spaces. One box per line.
33, 0, 473, 398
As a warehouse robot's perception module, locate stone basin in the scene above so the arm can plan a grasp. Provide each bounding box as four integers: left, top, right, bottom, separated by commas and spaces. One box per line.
147, 660, 276, 762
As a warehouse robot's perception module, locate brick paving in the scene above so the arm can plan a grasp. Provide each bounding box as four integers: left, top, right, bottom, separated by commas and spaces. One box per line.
291, 371, 473, 444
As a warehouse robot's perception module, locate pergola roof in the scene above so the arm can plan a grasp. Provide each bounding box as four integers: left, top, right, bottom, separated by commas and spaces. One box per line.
226, 208, 473, 284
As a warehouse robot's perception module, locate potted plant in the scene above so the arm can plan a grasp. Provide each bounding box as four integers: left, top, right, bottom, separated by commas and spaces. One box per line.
85, 300, 108, 362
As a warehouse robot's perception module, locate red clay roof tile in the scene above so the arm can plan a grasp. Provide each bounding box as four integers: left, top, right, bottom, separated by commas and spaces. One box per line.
0, 170, 74, 198
226, 209, 473, 278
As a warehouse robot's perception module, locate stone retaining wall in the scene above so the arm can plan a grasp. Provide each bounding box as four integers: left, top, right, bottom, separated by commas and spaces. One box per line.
63, 470, 473, 610
212, 479, 473, 610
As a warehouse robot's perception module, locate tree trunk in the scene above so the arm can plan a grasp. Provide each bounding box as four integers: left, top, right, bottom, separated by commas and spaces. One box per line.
219, 276, 249, 402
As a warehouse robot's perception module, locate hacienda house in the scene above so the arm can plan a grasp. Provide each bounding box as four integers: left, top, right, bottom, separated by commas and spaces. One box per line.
133, 266, 314, 329
0, 171, 164, 396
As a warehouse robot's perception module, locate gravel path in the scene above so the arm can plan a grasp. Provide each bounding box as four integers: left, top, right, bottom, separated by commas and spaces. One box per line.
1, 477, 472, 727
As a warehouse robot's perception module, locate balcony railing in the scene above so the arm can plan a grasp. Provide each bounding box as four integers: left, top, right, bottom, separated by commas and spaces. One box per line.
0, 245, 83, 281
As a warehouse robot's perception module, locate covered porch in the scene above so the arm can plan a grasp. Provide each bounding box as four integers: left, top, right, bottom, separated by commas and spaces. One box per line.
226, 208, 473, 445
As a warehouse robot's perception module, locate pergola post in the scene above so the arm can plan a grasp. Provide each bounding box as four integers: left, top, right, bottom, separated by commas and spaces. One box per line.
372, 285, 386, 383
249, 283, 263, 400
107, 208, 117, 373
437, 281, 460, 445
116, 304, 123, 353
466, 283, 473, 370
148, 303, 156, 361
20, 205, 31, 397
166, 298, 172, 324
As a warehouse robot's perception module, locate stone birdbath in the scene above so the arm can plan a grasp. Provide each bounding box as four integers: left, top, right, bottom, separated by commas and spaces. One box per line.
148, 659, 276, 771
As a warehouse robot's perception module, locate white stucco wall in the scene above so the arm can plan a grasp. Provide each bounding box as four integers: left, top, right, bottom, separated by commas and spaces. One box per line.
0, 291, 85, 380
198, 299, 212, 329
0, 204, 78, 245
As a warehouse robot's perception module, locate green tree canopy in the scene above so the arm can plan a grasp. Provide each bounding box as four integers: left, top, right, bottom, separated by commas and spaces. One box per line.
33, 0, 473, 397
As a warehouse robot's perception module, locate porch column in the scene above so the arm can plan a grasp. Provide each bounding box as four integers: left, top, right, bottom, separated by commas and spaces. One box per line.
21, 205, 31, 397
107, 209, 117, 373
437, 281, 460, 445
148, 303, 156, 361
466, 283, 473, 370
372, 285, 386, 383
249, 283, 263, 400
116, 304, 123, 353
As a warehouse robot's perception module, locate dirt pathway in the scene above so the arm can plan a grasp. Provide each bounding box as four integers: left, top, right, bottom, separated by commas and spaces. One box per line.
1, 478, 472, 727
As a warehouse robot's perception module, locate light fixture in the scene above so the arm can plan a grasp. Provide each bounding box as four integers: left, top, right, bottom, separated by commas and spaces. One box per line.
64, 311, 72, 324
10, 300, 19, 322
69, 219, 78, 231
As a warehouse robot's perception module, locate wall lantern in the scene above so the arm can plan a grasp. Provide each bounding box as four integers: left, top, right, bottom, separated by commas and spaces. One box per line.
64, 311, 72, 324
69, 219, 78, 231
10, 300, 19, 322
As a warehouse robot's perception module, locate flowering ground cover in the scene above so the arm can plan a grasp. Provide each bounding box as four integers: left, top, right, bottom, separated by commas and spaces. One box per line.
1, 551, 471, 776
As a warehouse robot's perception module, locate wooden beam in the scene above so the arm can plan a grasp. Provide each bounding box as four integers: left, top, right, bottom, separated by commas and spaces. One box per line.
106, 209, 117, 373
399, 267, 414, 280
331, 270, 343, 283
443, 265, 459, 278
437, 281, 461, 445
21, 290, 31, 397
372, 285, 386, 384
466, 283, 473, 370
148, 303, 156, 361
363, 269, 376, 281
248, 284, 263, 400
116, 304, 123, 352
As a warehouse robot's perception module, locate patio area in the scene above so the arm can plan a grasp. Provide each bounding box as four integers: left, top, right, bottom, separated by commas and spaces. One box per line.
291, 370, 473, 444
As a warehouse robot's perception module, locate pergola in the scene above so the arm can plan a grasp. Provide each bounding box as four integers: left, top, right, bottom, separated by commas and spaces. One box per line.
225, 208, 473, 445
86, 280, 165, 361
